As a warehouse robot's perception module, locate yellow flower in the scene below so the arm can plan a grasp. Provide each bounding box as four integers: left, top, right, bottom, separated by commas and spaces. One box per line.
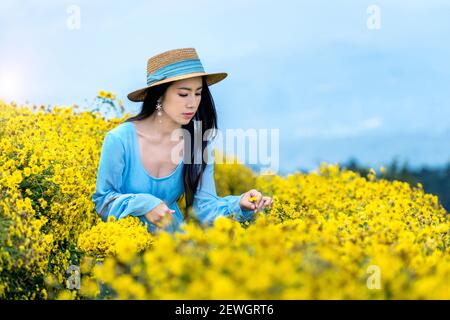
98, 90, 107, 98
38, 198, 48, 209
23, 167, 32, 177
52, 175, 62, 184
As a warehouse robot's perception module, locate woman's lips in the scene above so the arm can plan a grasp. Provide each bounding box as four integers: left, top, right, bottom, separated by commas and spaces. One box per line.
182, 112, 194, 118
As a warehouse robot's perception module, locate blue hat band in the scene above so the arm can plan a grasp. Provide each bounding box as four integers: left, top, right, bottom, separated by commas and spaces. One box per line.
146, 58, 205, 86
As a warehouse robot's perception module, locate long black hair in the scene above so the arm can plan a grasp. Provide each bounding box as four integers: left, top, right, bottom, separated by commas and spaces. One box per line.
124, 76, 218, 209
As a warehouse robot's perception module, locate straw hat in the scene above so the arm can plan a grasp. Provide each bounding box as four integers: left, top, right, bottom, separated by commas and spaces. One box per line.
127, 47, 228, 102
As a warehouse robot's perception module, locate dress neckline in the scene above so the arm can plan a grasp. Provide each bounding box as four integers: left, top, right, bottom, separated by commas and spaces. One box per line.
128, 121, 183, 180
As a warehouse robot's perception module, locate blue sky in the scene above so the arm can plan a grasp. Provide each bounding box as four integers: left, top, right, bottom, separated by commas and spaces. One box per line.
1, 0, 449, 173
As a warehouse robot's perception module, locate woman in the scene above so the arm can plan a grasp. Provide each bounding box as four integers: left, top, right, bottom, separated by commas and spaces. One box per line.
92, 48, 272, 234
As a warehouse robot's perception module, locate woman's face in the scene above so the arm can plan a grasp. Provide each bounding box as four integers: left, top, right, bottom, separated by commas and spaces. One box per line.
160, 76, 203, 125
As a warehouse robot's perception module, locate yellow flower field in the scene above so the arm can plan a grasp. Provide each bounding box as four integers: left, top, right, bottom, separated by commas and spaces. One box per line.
0, 100, 449, 300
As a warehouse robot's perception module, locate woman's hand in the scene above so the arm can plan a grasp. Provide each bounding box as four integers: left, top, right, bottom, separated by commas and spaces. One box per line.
240, 189, 273, 213
144, 202, 175, 228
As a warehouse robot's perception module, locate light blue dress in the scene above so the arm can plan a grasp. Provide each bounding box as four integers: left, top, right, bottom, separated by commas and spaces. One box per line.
92, 121, 255, 234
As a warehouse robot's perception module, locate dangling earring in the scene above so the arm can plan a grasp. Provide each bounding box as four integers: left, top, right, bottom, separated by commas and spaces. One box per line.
156, 99, 163, 124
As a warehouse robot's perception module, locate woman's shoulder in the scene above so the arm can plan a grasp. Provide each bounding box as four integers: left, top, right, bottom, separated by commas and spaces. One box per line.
107, 121, 134, 140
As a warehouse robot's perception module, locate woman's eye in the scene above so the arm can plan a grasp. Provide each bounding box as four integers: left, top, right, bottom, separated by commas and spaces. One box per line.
178, 93, 202, 97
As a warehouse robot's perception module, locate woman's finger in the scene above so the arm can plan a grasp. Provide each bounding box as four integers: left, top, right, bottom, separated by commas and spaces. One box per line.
260, 197, 268, 207
262, 197, 272, 208
250, 190, 265, 210
150, 217, 162, 228
255, 192, 263, 210
248, 194, 258, 210
248, 190, 263, 211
